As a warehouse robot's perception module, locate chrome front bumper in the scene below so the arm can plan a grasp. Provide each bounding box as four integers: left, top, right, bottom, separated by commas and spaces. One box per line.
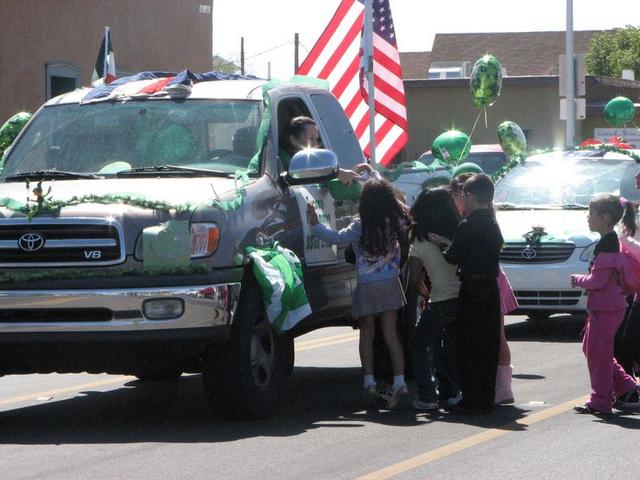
0, 283, 241, 333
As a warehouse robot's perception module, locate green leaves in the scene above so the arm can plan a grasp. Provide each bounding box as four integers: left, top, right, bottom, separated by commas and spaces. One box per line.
586, 26, 640, 79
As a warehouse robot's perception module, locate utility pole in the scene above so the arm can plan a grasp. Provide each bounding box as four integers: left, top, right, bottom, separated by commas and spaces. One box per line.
240, 37, 245, 75
294, 33, 299, 74
565, 0, 575, 147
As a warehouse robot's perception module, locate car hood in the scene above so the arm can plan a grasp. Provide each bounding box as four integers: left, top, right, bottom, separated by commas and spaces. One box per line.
0, 176, 239, 218
496, 209, 598, 247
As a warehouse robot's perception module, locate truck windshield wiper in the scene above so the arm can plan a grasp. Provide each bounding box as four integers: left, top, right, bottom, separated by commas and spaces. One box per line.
4, 170, 104, 181
116, 165, 232, 176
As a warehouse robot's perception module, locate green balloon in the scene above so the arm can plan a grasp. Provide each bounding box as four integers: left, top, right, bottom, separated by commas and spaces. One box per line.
452, 162, 483, 178
470, 55, 503, 108
421, 174, 451, 190
604, 96, 635, 127
497, 121, 527, 159
431, 130, 471, 164
0, 111, 32, 151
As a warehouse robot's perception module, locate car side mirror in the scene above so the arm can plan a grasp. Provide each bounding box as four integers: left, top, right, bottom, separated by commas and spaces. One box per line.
284, 148, 339, 186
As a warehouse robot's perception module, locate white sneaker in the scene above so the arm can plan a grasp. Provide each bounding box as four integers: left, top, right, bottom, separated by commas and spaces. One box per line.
446, 392, 463, 406
387, 385, 410, 410
412, 398, 439, 411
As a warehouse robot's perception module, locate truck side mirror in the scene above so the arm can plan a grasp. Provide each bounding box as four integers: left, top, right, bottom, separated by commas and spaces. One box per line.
283, 148, 339, 186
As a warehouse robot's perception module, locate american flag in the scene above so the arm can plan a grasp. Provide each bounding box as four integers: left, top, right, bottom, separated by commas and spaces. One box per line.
298, 0, 408, 166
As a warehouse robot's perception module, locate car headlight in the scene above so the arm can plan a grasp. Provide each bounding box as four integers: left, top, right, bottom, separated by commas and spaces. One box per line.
191, 223, 220, 258
579, 242, 597, 262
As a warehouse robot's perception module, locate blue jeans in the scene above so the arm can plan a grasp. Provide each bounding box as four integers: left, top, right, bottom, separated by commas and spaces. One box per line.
411, 298, 460, 403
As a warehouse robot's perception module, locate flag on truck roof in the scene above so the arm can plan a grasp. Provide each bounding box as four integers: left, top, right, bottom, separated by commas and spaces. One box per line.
91, 27, 117, 85
297, 0, 408, 166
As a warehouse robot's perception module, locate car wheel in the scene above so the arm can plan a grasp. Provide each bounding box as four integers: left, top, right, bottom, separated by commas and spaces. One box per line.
202, 275, 285, 420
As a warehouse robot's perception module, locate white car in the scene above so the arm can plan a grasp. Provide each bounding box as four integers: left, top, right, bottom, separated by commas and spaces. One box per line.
494, 148, 640, 319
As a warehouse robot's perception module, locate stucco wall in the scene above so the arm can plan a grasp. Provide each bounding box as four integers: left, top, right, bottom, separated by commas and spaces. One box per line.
0, 0, 212, 121
404, 76, 640, 160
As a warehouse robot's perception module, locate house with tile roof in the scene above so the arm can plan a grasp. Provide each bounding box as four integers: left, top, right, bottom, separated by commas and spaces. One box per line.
399, 31, 640, 161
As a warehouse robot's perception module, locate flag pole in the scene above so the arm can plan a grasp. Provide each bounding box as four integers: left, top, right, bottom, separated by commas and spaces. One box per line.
364, 0, 376, 164
103, 27, 109, 80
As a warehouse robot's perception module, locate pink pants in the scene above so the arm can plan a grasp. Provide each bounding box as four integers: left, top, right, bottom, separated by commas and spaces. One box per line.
582, 310, 638, 413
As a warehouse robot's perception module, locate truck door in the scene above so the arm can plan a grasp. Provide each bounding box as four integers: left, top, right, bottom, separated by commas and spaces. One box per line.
270, 91, 362, 317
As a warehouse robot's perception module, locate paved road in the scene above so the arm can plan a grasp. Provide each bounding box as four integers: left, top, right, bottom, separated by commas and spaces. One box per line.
0, 315, 639, 479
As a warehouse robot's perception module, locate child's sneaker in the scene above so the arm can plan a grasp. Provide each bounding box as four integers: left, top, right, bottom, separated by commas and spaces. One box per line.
386, 385, 409, 410
615, 385, 640, 409
573, 403, 610, 415
412, 398, 439, 411
362, 385, 378, 406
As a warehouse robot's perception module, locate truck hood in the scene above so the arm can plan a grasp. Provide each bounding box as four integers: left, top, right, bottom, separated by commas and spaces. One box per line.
0, 176, 238, 218
496, 209, 598, 247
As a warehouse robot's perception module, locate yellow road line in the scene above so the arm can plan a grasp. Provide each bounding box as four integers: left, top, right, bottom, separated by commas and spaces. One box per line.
296, 331, 359, 352
0, 331, 358, 408
356, 394, 590, 480
0, 376, 133, 407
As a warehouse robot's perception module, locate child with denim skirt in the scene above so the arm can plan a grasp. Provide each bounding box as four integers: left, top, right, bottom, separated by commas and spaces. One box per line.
307, 174, 412, 409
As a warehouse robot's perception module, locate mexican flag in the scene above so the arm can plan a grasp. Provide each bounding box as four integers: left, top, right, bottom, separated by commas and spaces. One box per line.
91, 27, 116, 85
246, 243, 311, 333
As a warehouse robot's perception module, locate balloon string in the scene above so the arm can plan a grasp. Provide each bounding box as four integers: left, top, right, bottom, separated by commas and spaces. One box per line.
457, 110, 483, 166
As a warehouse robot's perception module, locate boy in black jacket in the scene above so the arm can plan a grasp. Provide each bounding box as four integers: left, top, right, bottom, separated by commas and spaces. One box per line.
431, 173, 504, 414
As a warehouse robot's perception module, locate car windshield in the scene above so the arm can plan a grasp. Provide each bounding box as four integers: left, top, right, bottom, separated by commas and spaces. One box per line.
494, 152, 640, 208
0, 99, 263, 178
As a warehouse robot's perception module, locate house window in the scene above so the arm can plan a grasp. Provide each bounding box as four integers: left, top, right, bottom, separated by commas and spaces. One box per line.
46, 62, 80, 100
427, 67, 463, 79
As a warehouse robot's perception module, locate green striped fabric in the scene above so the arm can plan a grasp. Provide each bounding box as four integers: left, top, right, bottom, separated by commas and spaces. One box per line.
246, 243, 311, 333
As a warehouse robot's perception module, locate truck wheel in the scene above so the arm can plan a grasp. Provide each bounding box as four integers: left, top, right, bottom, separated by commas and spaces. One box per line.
202, 275, 285, 420
134, 367, 182, 382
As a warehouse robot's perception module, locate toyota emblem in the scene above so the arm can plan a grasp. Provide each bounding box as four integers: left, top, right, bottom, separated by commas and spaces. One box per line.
18, 233, 45, 252
521, 247, 537, 259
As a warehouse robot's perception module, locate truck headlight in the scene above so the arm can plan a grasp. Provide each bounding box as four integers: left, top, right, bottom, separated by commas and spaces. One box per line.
579, 242, 597, 262
191, 223, 219, 258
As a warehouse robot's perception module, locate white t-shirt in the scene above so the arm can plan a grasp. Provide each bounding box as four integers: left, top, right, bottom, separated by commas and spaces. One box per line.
410, 238, 461, 303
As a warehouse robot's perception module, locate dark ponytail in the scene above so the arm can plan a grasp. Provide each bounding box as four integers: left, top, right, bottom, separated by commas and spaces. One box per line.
621, 197, 638, 237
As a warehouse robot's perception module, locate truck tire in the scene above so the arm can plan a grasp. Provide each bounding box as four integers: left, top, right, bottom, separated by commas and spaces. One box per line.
202, 275, 285, 420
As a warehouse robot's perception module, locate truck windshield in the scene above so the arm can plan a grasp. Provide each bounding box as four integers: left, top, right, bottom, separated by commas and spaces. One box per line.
494, 154, 640, 208
1, 99, 263, 178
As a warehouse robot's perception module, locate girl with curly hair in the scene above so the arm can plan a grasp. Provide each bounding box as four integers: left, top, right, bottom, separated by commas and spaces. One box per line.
307, 175, 412, 409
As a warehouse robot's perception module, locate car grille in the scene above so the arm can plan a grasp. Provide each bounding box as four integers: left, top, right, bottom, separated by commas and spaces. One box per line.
500, 242, 575, 263
0, 218, 125, 267
514, 290, 584, 307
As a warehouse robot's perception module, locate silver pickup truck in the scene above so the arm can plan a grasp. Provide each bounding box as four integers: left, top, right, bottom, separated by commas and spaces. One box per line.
0, 73, 444, 419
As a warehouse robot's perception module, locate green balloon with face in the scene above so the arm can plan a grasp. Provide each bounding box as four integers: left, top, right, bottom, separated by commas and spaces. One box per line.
431, 130, 471, 164
470, 55, 503, 108
604, 97, 635, 127
497, 121, 527, 159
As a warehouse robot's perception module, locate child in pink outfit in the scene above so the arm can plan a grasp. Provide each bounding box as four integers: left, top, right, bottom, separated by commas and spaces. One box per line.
570, 193, 639, 415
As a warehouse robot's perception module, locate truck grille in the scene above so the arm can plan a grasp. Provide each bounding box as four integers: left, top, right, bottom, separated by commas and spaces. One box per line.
500, 242, 575, 264
514, 290, 583, 306
0, 218, 125, 267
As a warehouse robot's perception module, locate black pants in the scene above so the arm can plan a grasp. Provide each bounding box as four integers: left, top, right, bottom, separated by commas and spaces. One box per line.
614, 298, 640, 377
455, 278, 501, 410
411, 298, 460, 403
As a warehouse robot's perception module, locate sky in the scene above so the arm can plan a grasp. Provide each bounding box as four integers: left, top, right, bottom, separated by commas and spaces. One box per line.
212, 0, 639, 80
